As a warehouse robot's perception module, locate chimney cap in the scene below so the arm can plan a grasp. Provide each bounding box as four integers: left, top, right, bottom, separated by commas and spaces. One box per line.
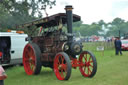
65, 5, 73, 10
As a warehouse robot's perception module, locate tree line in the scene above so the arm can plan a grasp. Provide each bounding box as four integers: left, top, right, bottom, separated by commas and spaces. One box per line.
73, 18, 128, 38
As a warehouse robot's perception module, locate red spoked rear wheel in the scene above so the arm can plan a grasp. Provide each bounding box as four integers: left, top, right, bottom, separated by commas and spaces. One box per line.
79, 51, 97, 77
54, 52, 71, 80
23, 43, 42, 75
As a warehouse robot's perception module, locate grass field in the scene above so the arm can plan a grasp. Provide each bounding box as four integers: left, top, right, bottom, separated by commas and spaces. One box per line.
4, 42, 128, 85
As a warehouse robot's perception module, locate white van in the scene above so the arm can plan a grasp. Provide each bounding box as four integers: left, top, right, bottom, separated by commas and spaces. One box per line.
0, 31, 28, 65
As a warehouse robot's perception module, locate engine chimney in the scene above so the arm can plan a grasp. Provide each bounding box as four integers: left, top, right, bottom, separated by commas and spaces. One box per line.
65, 5, 73, 42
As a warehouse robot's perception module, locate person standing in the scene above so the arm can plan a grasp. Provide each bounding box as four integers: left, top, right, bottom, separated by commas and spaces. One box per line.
0, 52, 7, 85
114, 37, 122, 55
0, 65, 7, 85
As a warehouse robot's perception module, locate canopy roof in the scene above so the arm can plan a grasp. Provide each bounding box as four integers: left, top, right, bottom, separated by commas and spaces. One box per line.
17, 13, 81, 28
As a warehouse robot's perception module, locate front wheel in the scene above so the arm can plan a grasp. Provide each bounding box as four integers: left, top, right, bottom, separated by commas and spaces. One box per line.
79, 51, 97, 77
54, 52, 72, 80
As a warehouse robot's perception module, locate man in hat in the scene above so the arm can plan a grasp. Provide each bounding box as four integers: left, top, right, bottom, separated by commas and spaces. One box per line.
114, 37, 122, 55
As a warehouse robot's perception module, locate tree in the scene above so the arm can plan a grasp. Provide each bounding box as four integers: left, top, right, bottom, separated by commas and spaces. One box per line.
106, 17, 127, 37
111, 17, 125, 26
98, 20, 106, 26
0, 0, 56, 32
76, 23, 102, 37
88, 23, 102, 36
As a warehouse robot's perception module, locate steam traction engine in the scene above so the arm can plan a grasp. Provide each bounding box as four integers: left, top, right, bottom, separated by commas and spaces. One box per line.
21, 6, 97, 80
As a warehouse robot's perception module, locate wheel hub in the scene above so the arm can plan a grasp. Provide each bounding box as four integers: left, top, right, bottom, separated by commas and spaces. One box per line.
29, 57, 33, 63
86, 62, 90, 67
58, 65, 62, 69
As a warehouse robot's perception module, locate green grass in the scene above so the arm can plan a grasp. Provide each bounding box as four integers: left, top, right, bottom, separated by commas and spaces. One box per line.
4, 43, 128, 85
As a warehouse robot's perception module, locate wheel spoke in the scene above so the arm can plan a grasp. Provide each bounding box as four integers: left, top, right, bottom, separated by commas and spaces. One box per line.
60, 56, 64, 64
83, 66, 86, 72
88, 67, 92, 75
29, 62, 32, 70
88, 67, 90, 75
84, 56, 87, 62
89, 64, 93, 68
29, 48, 34, 57
24, 50, 30, 58
62, 63, 67, 69
32, 66, 35, 71
25, 59, 29, 63
31, 60, 35, 65
64, 70, 67, 76
58, 58, 61, 66
31, 63, 35, 70
63, 67, 67, 79
89, 60, 93, 63
60, 69, 64, 79
89, 56, 91, 62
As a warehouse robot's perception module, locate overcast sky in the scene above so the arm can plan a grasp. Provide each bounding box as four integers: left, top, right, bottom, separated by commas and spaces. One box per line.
45, 0, 128, 24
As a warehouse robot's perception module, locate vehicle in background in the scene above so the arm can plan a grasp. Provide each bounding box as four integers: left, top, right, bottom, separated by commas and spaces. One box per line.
121, 39, 128, 50
0, 30, 28, 66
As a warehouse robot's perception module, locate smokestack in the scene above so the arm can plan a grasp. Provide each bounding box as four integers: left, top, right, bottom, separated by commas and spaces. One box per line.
65, 5, 73, 42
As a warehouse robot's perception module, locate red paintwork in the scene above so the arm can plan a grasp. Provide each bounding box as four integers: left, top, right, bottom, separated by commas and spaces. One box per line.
71, 58, 81, 68
0, 52, 2, 58
54, 53, 68, 80
23, 44, 36, 75
122, 44, 128, 50
79, 51, 94, 77
71, 51, 94, 77
54, 51, 95, 80
121, 39, 128, 50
